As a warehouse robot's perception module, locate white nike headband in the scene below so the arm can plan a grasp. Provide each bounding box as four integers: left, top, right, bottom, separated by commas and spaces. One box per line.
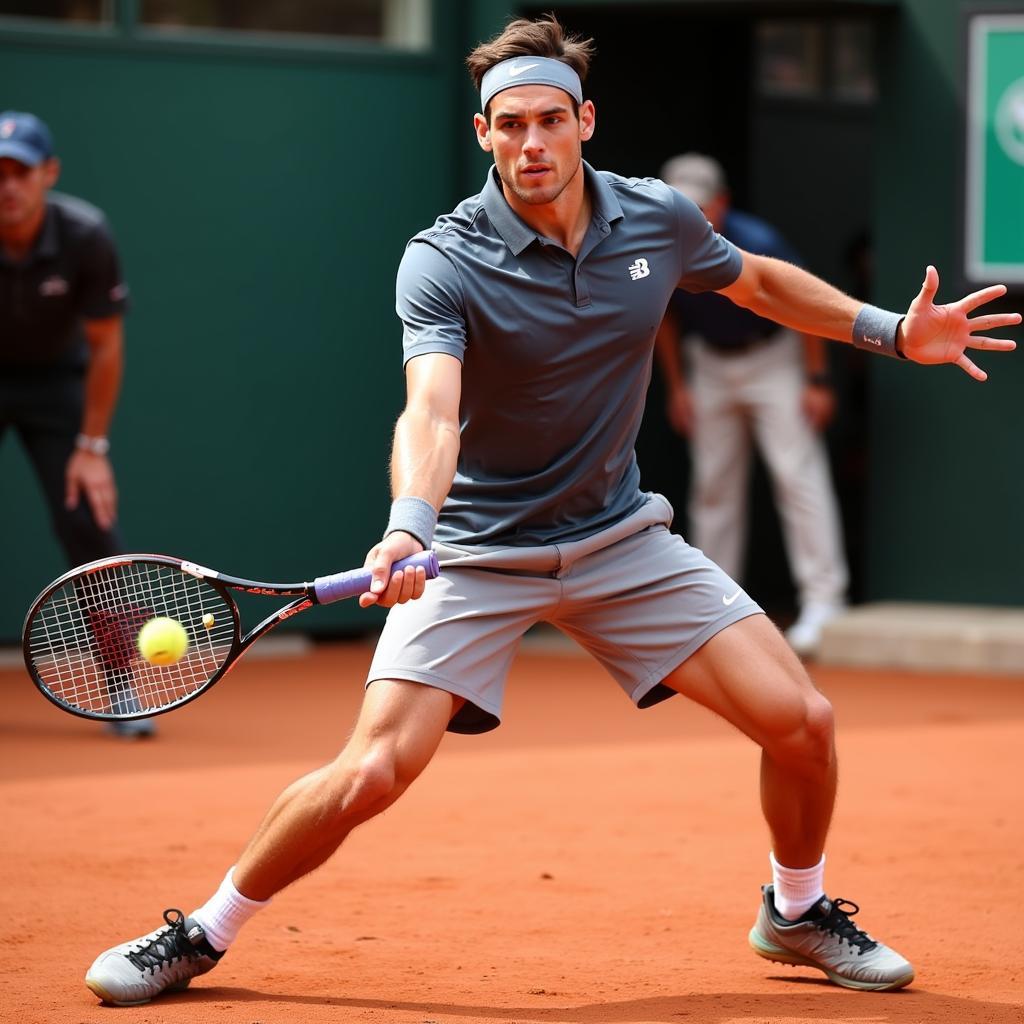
480, 56, 584, 111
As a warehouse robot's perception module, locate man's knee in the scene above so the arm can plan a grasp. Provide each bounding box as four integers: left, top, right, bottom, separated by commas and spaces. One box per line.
765, 687, 835, 773
803, 691, 836, 756
335, 747, 401, 817
328, 726, 442, 819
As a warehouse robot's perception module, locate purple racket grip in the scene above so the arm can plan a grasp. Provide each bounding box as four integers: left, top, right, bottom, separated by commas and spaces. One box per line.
313, 550, 440, 605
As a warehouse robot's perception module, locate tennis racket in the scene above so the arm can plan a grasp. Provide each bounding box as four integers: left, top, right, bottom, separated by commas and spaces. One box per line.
22, 550, 439, 722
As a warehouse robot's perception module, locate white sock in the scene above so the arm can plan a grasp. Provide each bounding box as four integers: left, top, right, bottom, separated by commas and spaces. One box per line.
190, 867, 271, 952
770, 851, 826, 921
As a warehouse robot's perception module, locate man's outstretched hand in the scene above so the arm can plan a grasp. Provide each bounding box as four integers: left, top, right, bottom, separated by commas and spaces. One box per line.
900, 265, 1020, 381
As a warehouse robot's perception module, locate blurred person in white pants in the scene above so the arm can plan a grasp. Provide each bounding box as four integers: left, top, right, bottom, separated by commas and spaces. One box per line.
656, 153, 847, 656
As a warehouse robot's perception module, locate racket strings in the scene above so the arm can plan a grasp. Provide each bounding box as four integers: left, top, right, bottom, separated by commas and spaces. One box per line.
27, 562, 236, 717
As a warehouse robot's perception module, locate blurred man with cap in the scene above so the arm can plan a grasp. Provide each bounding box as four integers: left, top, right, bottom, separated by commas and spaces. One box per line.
655, 153, 848, 657
0, 111, 151, 737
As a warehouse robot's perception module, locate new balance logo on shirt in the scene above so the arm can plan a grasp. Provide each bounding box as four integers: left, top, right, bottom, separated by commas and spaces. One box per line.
628, 257, 650, 281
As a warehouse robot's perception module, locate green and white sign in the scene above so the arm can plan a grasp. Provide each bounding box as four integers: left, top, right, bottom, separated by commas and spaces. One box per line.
967, 14, 1024, 283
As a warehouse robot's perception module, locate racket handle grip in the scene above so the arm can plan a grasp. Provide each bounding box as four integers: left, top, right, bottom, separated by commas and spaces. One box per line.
313, 550, 440, 605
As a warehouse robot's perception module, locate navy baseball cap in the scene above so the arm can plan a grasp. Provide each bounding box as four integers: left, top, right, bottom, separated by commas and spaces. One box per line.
0, 111, 54, 166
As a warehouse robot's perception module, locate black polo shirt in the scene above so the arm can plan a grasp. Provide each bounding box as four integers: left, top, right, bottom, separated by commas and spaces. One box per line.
0, 191, 128, 373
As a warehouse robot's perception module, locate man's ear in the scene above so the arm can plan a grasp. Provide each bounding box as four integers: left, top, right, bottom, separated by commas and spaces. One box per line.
473, 112, 493, 153
42, 157, 60, 189
579, 100, 596, 142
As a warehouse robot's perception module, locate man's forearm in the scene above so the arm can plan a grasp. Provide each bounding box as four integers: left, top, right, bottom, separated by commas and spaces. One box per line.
81, 320, 123, 437
389, 406, 460, 511
722, 255, 863, 344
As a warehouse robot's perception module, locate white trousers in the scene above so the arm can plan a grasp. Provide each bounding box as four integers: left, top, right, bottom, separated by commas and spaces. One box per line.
687, 331, 848, 607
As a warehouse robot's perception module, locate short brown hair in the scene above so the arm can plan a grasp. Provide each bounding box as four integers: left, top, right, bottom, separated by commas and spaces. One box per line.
466, 13, 595, 93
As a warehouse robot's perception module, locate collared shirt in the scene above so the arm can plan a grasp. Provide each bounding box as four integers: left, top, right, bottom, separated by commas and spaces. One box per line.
0, 191, 128, 372
669, 208, 800, 350
396, 162, 741, 547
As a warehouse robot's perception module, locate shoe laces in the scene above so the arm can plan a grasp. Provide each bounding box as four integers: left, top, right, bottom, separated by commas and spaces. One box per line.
815, 898, 877, 954
126, 909, 201, 973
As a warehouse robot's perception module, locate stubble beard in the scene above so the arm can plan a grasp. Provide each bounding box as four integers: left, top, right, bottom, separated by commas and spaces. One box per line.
500, 151, 582, 207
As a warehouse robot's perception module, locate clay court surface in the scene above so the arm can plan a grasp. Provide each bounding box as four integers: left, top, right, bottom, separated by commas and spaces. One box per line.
2, 640, 1023, 1024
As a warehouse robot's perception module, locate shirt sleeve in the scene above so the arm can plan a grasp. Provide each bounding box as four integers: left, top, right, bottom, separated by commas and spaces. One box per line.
671, 190, 743, 294
78, 219, 129, 319
395, 238, 467, 367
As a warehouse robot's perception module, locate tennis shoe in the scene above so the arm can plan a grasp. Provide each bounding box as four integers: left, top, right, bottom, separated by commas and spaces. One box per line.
104, 718, 156, 739
749, 884, 914, 991
86, 908, 223, 1005
785, 601, 844, 658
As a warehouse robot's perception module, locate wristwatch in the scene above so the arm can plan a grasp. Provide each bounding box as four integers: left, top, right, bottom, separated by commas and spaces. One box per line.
75, 433, 110, 456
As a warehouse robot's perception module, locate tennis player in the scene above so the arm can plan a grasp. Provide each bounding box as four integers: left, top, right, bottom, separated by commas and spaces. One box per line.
86, 14, 1018, 1005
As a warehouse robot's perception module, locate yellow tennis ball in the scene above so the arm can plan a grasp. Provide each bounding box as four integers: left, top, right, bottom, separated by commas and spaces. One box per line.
137, 617, 189, 666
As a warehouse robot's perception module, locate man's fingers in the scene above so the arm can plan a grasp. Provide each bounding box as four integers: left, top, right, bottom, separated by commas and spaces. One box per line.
394, 565, 427, 604
368, 565, 428, 609
87, 484, 115, 531
392, 566, 419, 605
913, 264, 940, 308
959, 283, 1008, 313
966, 312, 1021, 333
360, 559, 387, 607
361, 538, 428, 608
360, 552, 428, 606
64, 475, 79, 510
965, 335, 1017, 351
370, 552, 393, 594
956, 353, 987, 381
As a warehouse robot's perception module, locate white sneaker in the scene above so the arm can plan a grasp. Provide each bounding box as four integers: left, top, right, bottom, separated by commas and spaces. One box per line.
785, 601, 844, 658
749, 885, 914, 991
86, 908, 223, 1006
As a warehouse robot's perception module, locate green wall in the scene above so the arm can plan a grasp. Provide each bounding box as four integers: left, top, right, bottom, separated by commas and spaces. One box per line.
0, 8, 466, 641
869, 0, 1024, 603
3, 0, 1021, 647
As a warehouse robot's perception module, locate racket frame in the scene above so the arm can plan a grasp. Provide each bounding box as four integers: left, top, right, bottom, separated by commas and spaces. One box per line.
22, 552, 431, 722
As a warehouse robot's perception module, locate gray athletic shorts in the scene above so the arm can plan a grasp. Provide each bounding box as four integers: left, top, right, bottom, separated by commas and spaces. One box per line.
367, 493, 762, 734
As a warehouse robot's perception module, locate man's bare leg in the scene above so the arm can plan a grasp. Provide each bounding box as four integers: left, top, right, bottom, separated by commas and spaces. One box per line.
236, 679, 463, 900
665, 613, 913, 990
664, 613, 836, 867
85, 678, 463, 1005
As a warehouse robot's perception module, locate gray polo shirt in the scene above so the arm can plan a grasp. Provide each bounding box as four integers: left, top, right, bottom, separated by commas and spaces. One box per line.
396, 162, 741, 547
